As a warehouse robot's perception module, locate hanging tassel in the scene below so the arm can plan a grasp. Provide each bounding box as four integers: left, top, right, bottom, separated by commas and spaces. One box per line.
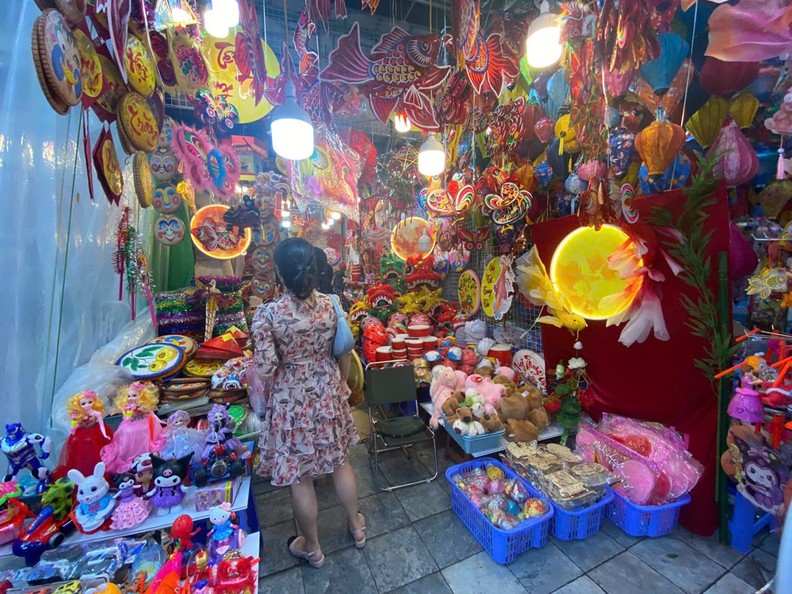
778, 145, 786, 180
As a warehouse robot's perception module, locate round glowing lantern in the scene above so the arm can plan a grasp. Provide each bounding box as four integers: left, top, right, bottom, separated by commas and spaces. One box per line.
549, 224, 642, 320
190, 204, 252, 259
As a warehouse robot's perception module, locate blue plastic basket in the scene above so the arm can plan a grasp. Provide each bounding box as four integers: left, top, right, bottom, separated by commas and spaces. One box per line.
550, 488, 614, 540
606, 489, 691, 537
442, 419, 505, 455
446, 458, 553, 564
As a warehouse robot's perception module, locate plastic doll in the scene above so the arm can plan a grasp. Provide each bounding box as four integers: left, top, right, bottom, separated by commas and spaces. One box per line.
145, 454, 191, 516
170, 514, 200, 552
68, 462, 115, 533
131, 453, 154, 493
53, 391, 113, 481
100, 382, 165, 474
206, 503, 244, 565
1, 423, 51, 493
160, 411, 205, 462
109, 472, 150, 530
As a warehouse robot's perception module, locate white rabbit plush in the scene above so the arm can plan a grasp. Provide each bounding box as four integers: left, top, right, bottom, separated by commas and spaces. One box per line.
68, 461, 116, 533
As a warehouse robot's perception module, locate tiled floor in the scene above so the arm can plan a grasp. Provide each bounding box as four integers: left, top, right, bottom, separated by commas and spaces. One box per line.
255, 443, 779, 594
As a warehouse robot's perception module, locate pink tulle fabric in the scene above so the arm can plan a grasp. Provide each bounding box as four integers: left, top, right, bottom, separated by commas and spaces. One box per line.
706, 0, 792, 63
110, 496, 151, 530
100, 414, 165, 474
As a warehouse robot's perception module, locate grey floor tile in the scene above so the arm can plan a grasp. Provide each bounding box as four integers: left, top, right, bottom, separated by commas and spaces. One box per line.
601, 518, 645, 548
300, 546, 377, 594
376, 449, 435, 487
364, 525, 439, 592
588, 551, 685, 594
414, 444, 454, 476
316, 504, 356, 555
442, 551, 527, 594
729, 550, 777, 589
550, 531, 624, 572
259, 566, 304, 594
552, 575, 606, 594
414, 509, 482, 568
358, 491, 411, 538
757, 533, 780, 558
253, 476, 280, 495
386, 572, 453, 594
507, 542, 583, 594
672, 527, 745, 570
260, 520, 299, 577
630, 536, 726, 593
702, 573, 755, 594
256, 487, 293, 527
395, 480, 451, 522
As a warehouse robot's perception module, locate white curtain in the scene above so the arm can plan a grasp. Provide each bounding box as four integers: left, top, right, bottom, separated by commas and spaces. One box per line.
0, 0, 148, 436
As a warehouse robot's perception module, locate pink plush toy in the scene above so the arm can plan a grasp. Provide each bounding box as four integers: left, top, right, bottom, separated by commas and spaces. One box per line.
465, 374, 506, 414
495, 366, 516, 382
454, 370, 467, 391
430, 365, 459, 429
460, 348, 482, 375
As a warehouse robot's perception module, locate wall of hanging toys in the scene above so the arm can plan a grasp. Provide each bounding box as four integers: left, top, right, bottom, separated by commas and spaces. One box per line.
1, 0, 792, 586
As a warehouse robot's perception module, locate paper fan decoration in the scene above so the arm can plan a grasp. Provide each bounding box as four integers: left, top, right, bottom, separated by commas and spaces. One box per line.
390, 217, 435, 261
457, 270, 481, 316
481, 255, 515, 321
190, 205, 252, 259
425, 183, 475, 219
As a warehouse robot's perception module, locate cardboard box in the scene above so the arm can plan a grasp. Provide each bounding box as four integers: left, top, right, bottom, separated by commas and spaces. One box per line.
194, 479, 239, 512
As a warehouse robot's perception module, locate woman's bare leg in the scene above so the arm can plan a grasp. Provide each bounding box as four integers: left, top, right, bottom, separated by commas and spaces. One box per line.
289, 477, 321, 552
331, 459, 363, 531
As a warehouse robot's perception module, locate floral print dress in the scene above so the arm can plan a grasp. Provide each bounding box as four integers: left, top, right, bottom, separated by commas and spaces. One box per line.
252, 290, 358, 486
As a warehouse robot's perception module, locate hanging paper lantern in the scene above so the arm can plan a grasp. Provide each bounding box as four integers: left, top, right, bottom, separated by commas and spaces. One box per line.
639, 33, 689, 97
565, 173, 586, 195
700, 57, 760, 97
729, 93, 760, 129
515, 163, 538, 192
546, 139, 570, 179
604, 107, 621, 127
609, 126, 637, 177
534, 117, 555, 143
686, 98, 729, 148
749, 66, 782, 103
638, 152, 692, 195
535, 160, 554, 188
546, 70, 569, 120
635, 108, 686, 176
728, 221, 759, 280
707, 120, 759, 187
577, 160, 606, 182
554, 114, 579, 154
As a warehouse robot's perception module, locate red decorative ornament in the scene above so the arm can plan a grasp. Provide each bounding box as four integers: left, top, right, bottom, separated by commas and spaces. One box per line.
699, 57, 760, 97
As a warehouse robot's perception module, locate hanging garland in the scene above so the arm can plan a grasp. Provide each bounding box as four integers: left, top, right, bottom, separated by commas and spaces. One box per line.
113, 206, 156, 326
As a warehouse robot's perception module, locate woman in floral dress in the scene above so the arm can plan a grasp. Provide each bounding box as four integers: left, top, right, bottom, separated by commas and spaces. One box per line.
252, 238, 364, 568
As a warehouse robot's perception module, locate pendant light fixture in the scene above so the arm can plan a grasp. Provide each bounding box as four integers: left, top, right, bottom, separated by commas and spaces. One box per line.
270, 82, 315, 160
525, 0, 562, 69
418, 134, 445, 177
394, 112, 411, 133
203, 0, 239, 38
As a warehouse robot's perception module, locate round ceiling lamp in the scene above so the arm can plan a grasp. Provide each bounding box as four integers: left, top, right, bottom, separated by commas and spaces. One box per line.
203, 7, 229, 38
526, 0, 563, 69
549, 224, 642, 320
214, 0, 239, 27
269, 82, 315, 161
418, 135, 445, 177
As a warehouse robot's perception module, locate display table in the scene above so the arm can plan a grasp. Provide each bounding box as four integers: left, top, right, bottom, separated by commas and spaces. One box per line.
419, 402, 564, 459
242, 530, 261, 594
0, 475, 257, 557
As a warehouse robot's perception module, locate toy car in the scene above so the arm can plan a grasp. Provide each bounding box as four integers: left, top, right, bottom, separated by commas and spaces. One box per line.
194, 444, 246, 488
12, 479, 75, 566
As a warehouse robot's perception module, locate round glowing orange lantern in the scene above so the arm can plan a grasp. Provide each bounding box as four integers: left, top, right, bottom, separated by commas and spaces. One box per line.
635, 107, 686, 176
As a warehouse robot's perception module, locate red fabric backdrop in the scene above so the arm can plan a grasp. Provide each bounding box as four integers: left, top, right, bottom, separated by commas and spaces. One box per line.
531, 187, 730, 535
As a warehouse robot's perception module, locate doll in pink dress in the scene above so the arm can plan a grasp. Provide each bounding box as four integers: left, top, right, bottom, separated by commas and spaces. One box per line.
52, 390, 113, 480
100, 382, 165, 474
110, 472, 150, 530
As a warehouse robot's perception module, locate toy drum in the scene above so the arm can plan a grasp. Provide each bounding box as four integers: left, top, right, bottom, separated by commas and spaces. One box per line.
488, 343, 513, 367
407, 324, 431, 338
375, 346, 393, 362
391, 348, 408, 360
390, 335, 406, 349
422, 336, 439, 352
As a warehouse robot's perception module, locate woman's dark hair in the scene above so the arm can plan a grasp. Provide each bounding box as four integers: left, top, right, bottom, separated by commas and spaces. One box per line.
274, 238, 317, 299
313, 247, 334, 294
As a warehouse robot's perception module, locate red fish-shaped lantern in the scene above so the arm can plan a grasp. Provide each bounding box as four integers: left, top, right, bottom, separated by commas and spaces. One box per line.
634, 108, 685, 176
340, 129, 378, 185
320, 23, 451, 130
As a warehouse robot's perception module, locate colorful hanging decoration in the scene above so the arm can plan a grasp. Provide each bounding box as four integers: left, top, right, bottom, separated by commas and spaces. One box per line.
483, 182, 532, 225
686, 98, 729, 149
190, 205, 252, 260
425, 182, 475, 219
376, 143, 422, 198
114, 207, 156, 325
172, 124, 241, 200
638, 33, 688, 97
481, 255, 515, 321
168, 27, 209, 95
638, 152, 692, 195
124, 34, 156, 97
596, 0, 660, 76
708, 120, 759, 187
633, 58, 693, 121
729, 93, 760, 130
635, 107, 685, 176
102, 0, 132, 83
93, 127, 123, 205
154, 214, 186, 246
320, 23, 451, 130
153, 0, 198, 30
132, 152, 153, 208
700, 57, 760, 97
192, 89, 239, 136
32, 9, 83, 115
116, 92, 160, 153
339, 129, 378, 185
234, 0, 270, 106
73, 29, 102, 107
463, 32, 518, 95
457, 270, 481, 317
706, 0, 792, 64
390, 217, 436, 262
152, 183, 183, 214
457, 227, 490, 252
308, 0, 347, 33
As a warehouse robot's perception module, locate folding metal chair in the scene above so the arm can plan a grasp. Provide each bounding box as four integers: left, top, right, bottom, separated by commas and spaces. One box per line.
365, 362, 438, 491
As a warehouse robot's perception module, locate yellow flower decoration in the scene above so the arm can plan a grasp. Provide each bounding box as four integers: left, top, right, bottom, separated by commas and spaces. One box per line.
746, 267, 788, 299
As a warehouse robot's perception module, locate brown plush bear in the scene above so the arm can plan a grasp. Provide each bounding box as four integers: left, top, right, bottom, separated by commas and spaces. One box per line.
441, 391, 464, 417
456, 406, 473, 423
499, 394, 530, 420
505, 419, 538, 442
492, 375, 512, 386
527, 407, 549, 430
480, 413, 504, 433
524, 387, 544, 410
474, 365, 495, 378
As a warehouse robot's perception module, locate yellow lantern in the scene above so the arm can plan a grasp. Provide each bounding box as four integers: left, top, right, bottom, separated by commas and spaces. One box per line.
635, 108, 686, 176
686, 98, 728, 148
729, 93, 760, 129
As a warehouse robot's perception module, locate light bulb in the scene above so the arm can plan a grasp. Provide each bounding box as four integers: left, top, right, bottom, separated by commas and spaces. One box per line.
282, 209, 291, 218
418, 135, 446, 177
394, 113, 411, 133
171, 7, 192, 24
331, 211, 341, 220
203, 8, 229, 38
214, 0, 239, 28
321, 222, 329, 230
270, 82, 315, 160
525, 0, 562, 69
281, 219, 291, 229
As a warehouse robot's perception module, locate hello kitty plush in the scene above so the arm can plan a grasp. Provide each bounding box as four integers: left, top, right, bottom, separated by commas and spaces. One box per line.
68, 461, 116, 533
207, 502, 245, 564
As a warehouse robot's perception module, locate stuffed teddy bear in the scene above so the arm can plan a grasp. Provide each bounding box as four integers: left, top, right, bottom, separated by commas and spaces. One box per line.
499, 393, 530, 420
527, 407, 550, 430
474, 363, 494, 378
451, 419, 485, 436
524, 385, 544, 410
505, 419, 539, 442
480, 413, 504, 433
429, 365, 459, 429
440, 391, 464, 418
464, 387, 494, 417
456, 406, 474, 423
454, 369, 468, 391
